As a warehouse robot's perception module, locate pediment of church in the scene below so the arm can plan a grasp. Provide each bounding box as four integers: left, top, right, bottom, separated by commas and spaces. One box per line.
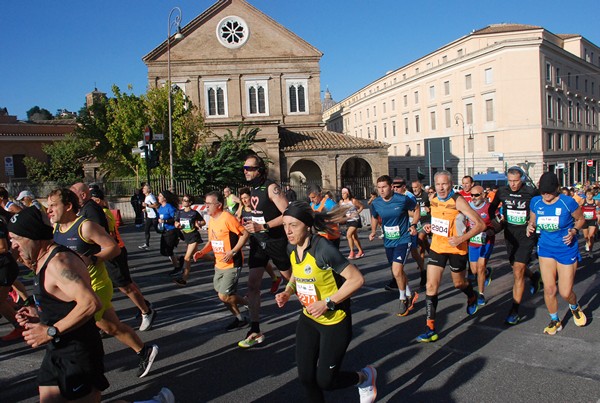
143, 0, 323, 65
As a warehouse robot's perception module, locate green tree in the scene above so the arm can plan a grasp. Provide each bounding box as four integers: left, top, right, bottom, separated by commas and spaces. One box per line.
185, 125, 260, 193
23, 134, 94, 186
26, 106, 53, 121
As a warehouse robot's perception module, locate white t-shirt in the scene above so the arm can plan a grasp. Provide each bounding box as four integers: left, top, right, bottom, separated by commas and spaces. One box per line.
144, 194, 158, 218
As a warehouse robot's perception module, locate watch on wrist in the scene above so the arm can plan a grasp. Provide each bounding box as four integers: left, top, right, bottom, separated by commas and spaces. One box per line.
325, 297, 336, 311
47, 326, 59, 338
263, 223, 270, 231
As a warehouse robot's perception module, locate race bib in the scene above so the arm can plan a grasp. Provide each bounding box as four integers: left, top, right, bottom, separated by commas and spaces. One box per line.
583, 211, 594, 220
420, 206, 428, 217
383, 225, 400, 240
536, 216, 560, 232
470, 232, 486, 245
430, 217, 450, 237
296, 282, 317, 307
211, 240, 225, 253
252, 216, 266, 225
506, 209, 527, 225
180, 218, 191, 230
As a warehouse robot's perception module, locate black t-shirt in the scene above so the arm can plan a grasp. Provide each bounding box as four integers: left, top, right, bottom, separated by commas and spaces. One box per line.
489, 184, 539, 231
250, 179, 285, 240
79, 200, 109, 233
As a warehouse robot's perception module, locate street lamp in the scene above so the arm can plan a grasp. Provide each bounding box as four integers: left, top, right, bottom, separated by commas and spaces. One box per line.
455, 113, 466, 176
167, 6, 184, 192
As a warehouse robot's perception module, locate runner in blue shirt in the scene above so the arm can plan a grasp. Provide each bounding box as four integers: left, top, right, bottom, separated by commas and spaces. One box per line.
369, 175, 420, 316
527, 172, 587, 335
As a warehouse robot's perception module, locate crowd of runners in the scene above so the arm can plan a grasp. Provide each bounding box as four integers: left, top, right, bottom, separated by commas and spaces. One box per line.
0, 160, 595, 402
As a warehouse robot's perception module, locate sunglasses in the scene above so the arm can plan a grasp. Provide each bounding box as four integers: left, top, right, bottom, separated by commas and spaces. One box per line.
471, 193, 482, 197
243, 166, 259, 171
182, 199, 190, 202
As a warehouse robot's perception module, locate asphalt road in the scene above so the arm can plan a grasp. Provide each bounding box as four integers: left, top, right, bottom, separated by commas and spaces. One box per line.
2, 225, 599, 402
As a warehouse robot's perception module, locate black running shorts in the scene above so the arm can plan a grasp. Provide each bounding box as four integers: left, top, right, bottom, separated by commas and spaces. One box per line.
428, 249, 468, 272
504, 226, 537, 265
0, 252, 18, 287
106, 248, 133, 288
248, 236, 291, 271
38, 335, 109, 400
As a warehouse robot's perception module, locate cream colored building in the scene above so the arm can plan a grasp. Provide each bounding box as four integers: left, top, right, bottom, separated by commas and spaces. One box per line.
324, 24, 600, 185
143, 0, 388, 197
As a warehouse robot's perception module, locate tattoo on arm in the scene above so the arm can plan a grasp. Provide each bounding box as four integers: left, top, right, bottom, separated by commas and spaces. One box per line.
60, 269, 82, 282
272, 185, 281, 195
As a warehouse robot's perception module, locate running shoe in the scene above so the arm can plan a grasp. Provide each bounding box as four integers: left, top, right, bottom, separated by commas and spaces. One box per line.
357, 365, 377, 403
571, 307, 587, 327
348, 251, 356, 260
543, 320, 562, 335
138, 244, 149, 250
529, 271, 542, 295
484, 267, 493, 287
270, 276, 282, 294
151, 387, 175, 403
173, 277, 187, 286
225, 317, 249, 332
416, 328, 439, 343
1, 327, 24, 342
466, 294, 479, 315
168, 267, 182, 277
505, 312, 521, 326
384, 279, 398, 291
140, 308, 156, 332
355, 251, 365, 259
238, 332, 265, 348
137, 344, 159, 378
397, 299, 409, 317
477, 293, 486, 307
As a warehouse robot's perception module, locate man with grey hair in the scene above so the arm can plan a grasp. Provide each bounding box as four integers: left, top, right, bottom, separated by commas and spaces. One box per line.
417, 171, 486, 342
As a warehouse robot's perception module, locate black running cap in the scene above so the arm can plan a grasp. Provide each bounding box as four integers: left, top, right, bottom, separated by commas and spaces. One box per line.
7, 207, 53, 240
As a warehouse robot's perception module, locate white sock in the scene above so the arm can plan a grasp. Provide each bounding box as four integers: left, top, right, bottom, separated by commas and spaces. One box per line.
406, 284, 412, 297
236, 314, 243, 320
399, 289, 406, 300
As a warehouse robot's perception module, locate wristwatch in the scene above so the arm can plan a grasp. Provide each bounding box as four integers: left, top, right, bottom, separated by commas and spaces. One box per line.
325, 297, 336, 311
47, 326, 59, 338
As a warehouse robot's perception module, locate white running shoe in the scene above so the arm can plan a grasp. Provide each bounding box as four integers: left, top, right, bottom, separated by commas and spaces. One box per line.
358, 365, 377, 403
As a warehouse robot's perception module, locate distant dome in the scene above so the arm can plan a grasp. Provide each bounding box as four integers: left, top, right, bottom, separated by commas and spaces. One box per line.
322, 88, 337, 112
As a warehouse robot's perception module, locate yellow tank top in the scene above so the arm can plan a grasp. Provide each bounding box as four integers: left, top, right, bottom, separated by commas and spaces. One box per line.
291, 247, 346, 326
430, 193, 468, 255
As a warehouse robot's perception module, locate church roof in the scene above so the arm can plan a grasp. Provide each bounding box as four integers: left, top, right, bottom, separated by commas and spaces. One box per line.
0, 121, 76, 138
280, 129, 388, 152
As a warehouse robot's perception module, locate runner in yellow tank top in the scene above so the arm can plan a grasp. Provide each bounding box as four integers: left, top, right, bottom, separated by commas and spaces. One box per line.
417, 171, 485, 343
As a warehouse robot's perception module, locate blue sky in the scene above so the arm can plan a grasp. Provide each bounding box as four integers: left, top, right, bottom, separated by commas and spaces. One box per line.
1, 0, 598, 120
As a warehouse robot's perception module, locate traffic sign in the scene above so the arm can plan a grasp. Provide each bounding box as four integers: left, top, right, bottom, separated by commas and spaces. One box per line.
144, 126, 153, 143
587, 159, 593, 167
153, 133, 164, 141
4, 156, 14, 176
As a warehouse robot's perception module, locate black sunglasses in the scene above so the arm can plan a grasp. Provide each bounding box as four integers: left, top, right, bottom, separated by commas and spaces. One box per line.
243, 166, 259, 171
471, 193, 482, 197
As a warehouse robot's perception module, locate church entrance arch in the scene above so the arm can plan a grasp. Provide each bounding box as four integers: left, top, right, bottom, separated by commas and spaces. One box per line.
288, 159, 322, 200
340, 157, 373, 199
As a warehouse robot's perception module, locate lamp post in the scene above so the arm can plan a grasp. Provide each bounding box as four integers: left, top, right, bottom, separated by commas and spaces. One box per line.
167, 7, 184, 192
468, 125, 474, 175
455, 113, 466, 177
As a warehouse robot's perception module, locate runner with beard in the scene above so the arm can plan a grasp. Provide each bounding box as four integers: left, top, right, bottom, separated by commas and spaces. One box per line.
239, 154, 291, 348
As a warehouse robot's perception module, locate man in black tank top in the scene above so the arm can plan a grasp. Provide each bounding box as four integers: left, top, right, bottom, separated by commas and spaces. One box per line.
8, 207, 109, 402
238, 154, 292, 348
